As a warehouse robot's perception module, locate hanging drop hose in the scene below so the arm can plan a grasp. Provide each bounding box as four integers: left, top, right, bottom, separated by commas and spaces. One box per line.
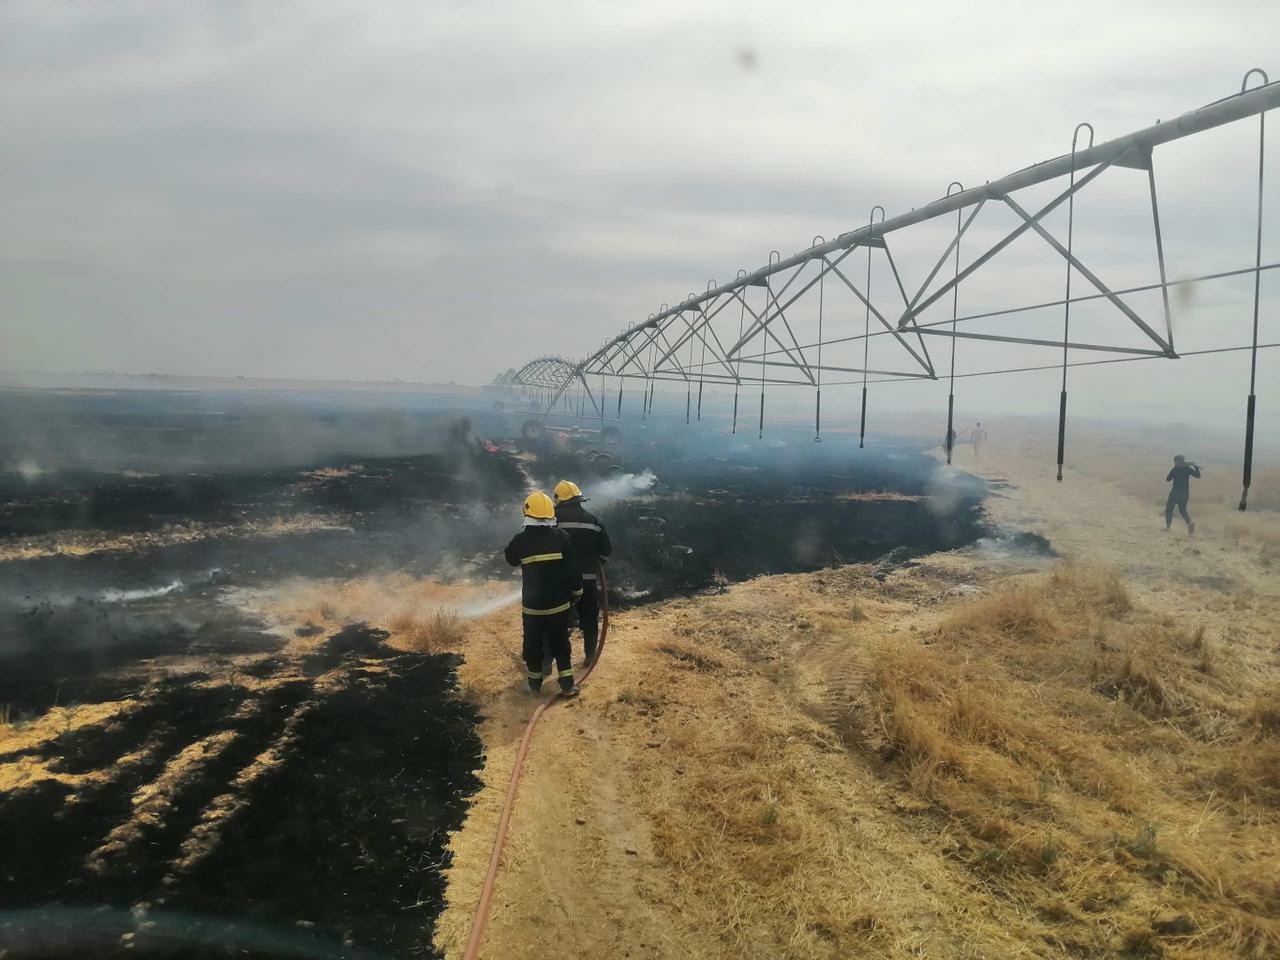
1058, 123, 1094, 483
944, 184, 963, 466
686, 320, 694, 425
757, 376, 765, 440
684, 303, 698, 426
696, 278, 716, 423
759, 253, 779, 440
645, 330, 655, 419
814, 235, 825, 443
696, 283, 710, 422
860, 207, 883, 449
730, 270, 747, 435
460, 565, 610, 960
860, 240, 871, 449
1240, 68, 1267, 511
858, 387, 868, 449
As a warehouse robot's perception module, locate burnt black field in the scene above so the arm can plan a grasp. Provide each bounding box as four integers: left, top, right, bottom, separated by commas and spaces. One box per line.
0, 388, 987, 958
527, 419, 985, 602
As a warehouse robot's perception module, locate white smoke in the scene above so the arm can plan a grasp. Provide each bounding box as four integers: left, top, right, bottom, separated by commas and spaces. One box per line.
455, 589, 521, 618
924, 466, 965, 517
98, 580, 185, 603
585, 469, 658, 505
91, 569, 225, 605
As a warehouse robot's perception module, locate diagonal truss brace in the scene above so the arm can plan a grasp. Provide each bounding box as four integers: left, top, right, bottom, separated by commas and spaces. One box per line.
1001, 194, 1175, 355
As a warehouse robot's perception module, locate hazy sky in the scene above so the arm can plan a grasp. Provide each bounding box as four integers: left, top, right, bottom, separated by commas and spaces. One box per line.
1, 0, 1277, 428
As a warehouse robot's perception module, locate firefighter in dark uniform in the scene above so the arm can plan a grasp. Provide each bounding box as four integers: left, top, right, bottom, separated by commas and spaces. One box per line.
553, 480, 612, 663
504, 491, 581, 696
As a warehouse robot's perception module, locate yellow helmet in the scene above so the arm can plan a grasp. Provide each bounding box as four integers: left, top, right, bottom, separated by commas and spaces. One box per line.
523, 491, 555, 520
553, 479, 583, 503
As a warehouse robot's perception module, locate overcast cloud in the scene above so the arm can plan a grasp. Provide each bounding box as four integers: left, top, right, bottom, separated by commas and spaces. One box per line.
1, 0, 1277, 430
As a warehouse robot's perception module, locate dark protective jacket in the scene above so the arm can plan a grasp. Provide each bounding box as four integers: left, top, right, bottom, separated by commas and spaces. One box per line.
1166, 463, 1201, 497
554, 499, 613, 582
504, 525, 582, 615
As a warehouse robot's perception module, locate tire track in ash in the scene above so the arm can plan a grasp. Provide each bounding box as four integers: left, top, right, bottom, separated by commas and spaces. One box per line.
4, 614, 482, 957
5, 648, 347, 905
80, 677, 316, 889
808, 632, 874, 744
0, 680, 259, 906
157, 671, 348, 887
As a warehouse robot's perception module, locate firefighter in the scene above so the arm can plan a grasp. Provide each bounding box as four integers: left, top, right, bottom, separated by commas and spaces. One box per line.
504, 491, 581, 696
553, 479, 612, 663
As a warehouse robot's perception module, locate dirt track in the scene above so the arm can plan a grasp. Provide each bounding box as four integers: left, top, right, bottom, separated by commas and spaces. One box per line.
433, 430, 1280, 959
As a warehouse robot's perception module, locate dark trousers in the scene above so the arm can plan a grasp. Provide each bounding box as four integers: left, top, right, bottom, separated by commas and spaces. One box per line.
573, 580, 600, 661
523, 610, 573, 691
1165, 492, 1191, 528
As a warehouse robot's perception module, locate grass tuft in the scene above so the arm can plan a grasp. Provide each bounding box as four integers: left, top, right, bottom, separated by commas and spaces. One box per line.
389, 609, 465, 653
936, 586, 1057, 643
1099, 650, 1171, 715
1247, 692, 1280, 736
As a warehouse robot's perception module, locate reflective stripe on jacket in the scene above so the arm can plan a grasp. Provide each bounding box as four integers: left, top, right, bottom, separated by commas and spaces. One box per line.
554, 499, 613, 581
504, 525, 581, 613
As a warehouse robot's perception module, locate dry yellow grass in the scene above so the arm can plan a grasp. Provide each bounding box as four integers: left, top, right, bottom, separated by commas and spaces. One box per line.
613, 625, 978, 958
857, 568, 1280, 958
550, 574, 1052, 960
233, 573, 519, 656
558, 555, 1280, 959
389, 609, 466, 653
1247, 692, 1280, 735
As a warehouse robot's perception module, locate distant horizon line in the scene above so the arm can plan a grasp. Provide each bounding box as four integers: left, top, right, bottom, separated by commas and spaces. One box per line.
0, 368, 486, 394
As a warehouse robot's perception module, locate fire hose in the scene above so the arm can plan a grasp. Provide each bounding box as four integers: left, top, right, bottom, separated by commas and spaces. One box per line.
460, 563, 610, 960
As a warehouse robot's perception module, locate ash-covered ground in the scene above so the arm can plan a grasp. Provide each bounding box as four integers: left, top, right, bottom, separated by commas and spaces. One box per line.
527, 419, 985, 603
0, 389, 985, 958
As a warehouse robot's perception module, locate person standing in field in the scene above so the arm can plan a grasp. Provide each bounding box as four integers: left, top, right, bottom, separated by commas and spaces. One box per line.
1164, 454, 1202, 535
504, 492, 582, 696
970, 422, 988, 458
552, 479, 612, 664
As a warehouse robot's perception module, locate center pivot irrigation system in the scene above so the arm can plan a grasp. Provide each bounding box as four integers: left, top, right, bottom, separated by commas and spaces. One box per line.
493, 71, 1278, 509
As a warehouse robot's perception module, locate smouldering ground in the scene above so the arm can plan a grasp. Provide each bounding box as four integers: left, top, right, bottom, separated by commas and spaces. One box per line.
0, 515, 354, 563
431, 431, 1280, 959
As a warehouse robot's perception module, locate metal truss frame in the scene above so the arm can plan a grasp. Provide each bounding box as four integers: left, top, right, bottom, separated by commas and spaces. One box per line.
491, 355, 606, 419
492, 72, 1278, 505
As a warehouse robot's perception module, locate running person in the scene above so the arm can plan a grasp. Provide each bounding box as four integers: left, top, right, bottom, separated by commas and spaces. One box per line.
1164, 454, 1202, 535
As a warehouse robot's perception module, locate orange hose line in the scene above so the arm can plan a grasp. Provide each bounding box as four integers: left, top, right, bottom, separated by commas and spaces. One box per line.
460, 565, 611, 960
